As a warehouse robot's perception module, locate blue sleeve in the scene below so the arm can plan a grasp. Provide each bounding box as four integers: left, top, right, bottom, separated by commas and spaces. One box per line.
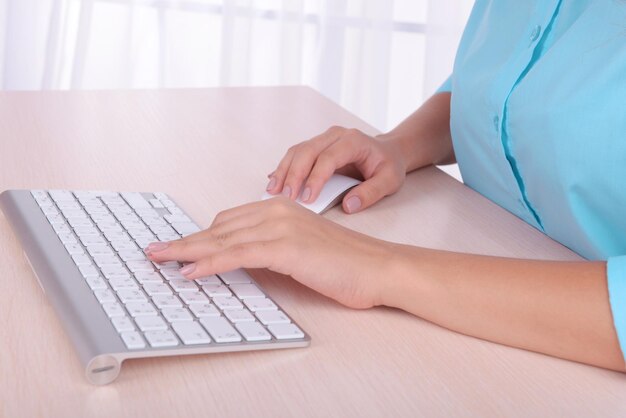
607, 255, 626, 359
435, 75, 452, 94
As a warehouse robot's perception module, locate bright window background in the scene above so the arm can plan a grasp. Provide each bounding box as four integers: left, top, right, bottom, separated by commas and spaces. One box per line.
0, 0, 472, 177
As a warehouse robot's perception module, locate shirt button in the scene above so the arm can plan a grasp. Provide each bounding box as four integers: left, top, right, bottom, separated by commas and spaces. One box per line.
492, 115, 500, 133
530, 25, 542, 43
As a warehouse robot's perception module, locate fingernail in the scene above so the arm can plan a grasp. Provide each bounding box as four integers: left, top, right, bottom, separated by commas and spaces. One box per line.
282, 185, 292, 198
266, 177, 277, 191
345, 195, 362, 213
301, 187, 311, 202
180, 263, 196, 276
146, 242, 169, 252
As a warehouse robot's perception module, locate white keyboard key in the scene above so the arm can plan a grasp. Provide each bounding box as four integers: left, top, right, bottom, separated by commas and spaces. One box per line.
149, 198, 165, 209
143, 217, 168, 228
179, 291, 209, 305
69, 218, 94, 228
121, 331, 146, 349
109, 277, 138, 291
199, 317, 242, 343
229, 283, 265, 299
85, 275, 108, 290
164, 214, 191, 224
168, 207, 184, 215
144, 330, 179, 348
171, 222, 200, 236
103, 231, 131, 242
64, 243, 85, 255
79, 264, 99, 278
135, 271, 164, 284
161, 269, 186, 281
157, 232, 180, 241
143, 282, 172, 296
111, 316, 135, 332
53, 223, 71, 234
103, 271, 133, 282
126, 260, 155, 272
126, 301, 157, 317
116, 288, 147, 303
73, 225, 98, 235
213, 296, 244, 311
172, 321, 211, 345
202, 284, 232, 297
121, 192, 151, 209
94, 289, 116, 303
224, 309, 255, 323
47, 216, 67, 226
102, 302, 125, 318
189, 303, 220, 318
135, 207, 159, 218
255, 310, 291, 325
32, 190, 49, 201
118, 250, 147, 262
86, 245, 114, 257
150, 225, 175, 235
72, 254, 91, 266
93, 254, 122, 267
169, 279, 198, 292
195, 275, 222, 286
154, 192, 169, 201
100, 264, 129, 276
129, 229, 155, 240
154, 261, 180, 270
161, 307, 193, 322
49, 190, 75, 202
236, 321, 272, 342
152, 294, 182, 308
92, 214, 116, 224
161, 199, 176, 208
58, 232, 78, 244
79, 235, 105, 246
268, 323, 305, 340
111, 241, 138, 252
135, 315, 167, 331
43, 207, 61, 217
219, 270, 251, 285
244, 298, 277, 312
135, 237, 155, 248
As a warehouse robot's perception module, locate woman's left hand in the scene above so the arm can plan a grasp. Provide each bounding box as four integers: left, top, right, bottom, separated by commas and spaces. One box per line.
145, 197, 400, 309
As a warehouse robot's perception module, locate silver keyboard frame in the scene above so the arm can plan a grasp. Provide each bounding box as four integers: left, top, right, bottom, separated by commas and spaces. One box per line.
0, 190, 310, 385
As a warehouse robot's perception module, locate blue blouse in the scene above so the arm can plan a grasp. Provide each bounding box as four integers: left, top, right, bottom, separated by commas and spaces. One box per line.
438, 0, 626, 357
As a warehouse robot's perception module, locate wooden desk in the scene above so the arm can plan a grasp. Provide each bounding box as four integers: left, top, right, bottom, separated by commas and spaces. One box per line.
0, 87, 624, 417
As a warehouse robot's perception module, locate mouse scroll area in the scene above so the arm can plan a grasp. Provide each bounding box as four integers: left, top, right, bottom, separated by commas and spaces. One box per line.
260, 174, 361, 214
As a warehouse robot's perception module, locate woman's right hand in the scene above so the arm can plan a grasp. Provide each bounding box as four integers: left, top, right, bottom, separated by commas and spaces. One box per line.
265, 126, 407, 214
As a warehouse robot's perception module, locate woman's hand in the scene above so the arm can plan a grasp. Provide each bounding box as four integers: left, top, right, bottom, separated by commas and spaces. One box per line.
266, 126, 407, 214
145, 197, 401, 309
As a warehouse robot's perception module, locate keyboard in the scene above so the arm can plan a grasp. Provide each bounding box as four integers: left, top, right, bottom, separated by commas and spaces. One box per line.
0, 189, 309, 385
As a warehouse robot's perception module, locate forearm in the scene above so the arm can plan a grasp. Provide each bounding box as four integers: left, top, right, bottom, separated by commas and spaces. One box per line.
378, 92, 454, 172
384, 245, 625, 371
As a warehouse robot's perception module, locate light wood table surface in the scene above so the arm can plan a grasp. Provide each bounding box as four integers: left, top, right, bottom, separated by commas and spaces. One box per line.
0, 86, 624, 417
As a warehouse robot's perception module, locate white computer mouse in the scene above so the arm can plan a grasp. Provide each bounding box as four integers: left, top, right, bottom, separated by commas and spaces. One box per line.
261, 173, 362, 214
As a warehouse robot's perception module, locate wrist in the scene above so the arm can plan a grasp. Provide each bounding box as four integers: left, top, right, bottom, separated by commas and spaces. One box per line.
375, 133, 413, 174
377, 244, 440, 311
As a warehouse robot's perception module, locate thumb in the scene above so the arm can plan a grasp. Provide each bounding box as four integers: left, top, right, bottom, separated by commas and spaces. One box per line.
342, 172, 398, 214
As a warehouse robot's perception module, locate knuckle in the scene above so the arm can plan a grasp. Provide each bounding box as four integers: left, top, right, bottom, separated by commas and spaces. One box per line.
343, 128, 361, 137
326, 125, 347, 136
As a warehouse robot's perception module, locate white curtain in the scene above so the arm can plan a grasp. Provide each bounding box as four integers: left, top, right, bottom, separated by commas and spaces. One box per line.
0, 0, 472, 132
